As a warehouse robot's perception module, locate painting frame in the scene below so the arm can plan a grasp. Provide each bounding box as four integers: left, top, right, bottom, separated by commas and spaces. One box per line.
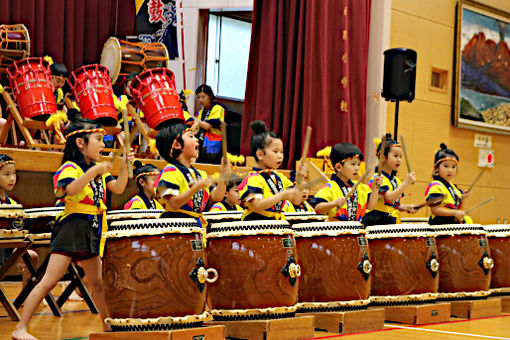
454, 0, 510, 135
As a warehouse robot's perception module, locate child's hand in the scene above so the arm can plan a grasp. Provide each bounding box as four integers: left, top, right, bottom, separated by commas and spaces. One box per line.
462, 190, 471, 199
195, 178, 214, 190
296, 161, 308, 179
220, 156, 231, 176
94, 162, 113, 176
454, 210, 466, 220
404, 171, 416, 185
284, 187, 304, 204
372, 175, 383, 191
403, 204, 417, 214
335, 196, 347, 208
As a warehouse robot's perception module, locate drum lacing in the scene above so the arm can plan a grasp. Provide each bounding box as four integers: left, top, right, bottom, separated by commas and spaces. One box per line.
367, 227, 435, 235
107, 209, 163, 216
109, 220, 198, 231
432, 225, 484, 233
208, 223, 291, 233
111, 321, 203, 332
293, 224, 362, 232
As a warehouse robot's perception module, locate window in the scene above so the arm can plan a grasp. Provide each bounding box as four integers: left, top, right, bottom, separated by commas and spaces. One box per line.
206, 12, 252, 100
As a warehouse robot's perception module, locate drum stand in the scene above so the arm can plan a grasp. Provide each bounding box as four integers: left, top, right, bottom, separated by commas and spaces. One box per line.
450, 297, 502, 319
298, 308, 385, 334
207, 315, 315, 340
0, 90, 63, 150
376, 302, 451, 324
90, 325, 226, 340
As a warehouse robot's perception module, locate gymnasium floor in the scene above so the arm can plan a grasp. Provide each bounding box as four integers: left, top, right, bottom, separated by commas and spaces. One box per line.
0, 282, 509, 340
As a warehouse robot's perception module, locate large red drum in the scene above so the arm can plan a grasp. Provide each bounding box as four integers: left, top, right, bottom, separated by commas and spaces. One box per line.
103, 218, 217, 331
0, 204, 25, 230
433, 224, 493, 299
130, 68, 184, 129
294, 221, 372, 311
367, 224, 440, 304
484, 225, 510, 295
68, 64, 117, 126
205, 220, 300, 320
23, 207, 64, 234
7, 58, 57, 121
0, 24, 30, 73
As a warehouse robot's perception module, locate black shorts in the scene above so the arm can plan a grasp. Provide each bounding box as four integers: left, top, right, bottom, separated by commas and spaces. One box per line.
51, 214, 100, 260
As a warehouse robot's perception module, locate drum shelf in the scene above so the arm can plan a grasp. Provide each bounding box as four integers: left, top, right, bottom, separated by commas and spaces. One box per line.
299, 308, 384, 334
90, 325, 225, 340
208, 315, 314, 340
379, 302, 451, 325
494, 296, 510, 313
450, 298, 501, 319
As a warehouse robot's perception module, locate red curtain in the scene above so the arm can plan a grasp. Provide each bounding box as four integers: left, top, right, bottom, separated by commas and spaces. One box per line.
241, 0, 371, 168
0, 0, 135, 71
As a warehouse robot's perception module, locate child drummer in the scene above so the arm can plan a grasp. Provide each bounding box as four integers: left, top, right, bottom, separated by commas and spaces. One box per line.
312, 143, 381, 221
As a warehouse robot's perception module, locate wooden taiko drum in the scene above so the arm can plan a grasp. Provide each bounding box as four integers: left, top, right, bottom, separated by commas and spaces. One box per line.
294, 221, 371, 311
205, 220, 300, 320
367, 224, 440, 303
0, 204, 25, 230
203, 211, 243, 232
100, 37, 169, 85
484, 225, 510, 295
0, 24, 30, 73
23, 207, 64, 234
103, 218, 217, 331
432, 224, 493, 299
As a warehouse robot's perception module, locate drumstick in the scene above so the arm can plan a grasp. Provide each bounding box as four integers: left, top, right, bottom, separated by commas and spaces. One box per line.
465, 197, 494, 215
64, 96, 73, 110
221, 121, 228, 160
412, 194, 444, 210
296, 126, 312, 186
121, 108, 133, 178
346, 169, 373, 198
467, 167, 488, 193
109, 123, 139, 164
399, 134, 412, 173
127, 104, 152, 144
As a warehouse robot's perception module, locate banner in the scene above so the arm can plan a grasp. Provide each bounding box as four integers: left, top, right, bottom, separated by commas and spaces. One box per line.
135, 0, 179, 59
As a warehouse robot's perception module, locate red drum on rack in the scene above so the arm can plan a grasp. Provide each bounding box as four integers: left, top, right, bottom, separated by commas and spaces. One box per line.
106, 209, 163, 227
483, 225, 510, 295
0, 204, 25, 230
130, 68, 184, 129
293, 221, 372, 310
432, 224, 493, 299
366, 224, 440, 304
0, 24, 30, 73
283, 212, 328, 225
23, 207, 64, 234
103, 218, 217, 331
206, 220, 300, 320
7, 58, 57, 121
100, 37, 169, 85
68, 64, 117, 126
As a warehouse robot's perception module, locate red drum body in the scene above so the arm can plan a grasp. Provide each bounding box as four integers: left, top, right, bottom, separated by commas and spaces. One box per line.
0, 24, 30, 73
0, 205, 25, 230
433, 224, 493, 299
294, 222, 371, 310
206, 220, 299, 319
484, 225, 510, 294
68, 64, 117, 126
7, 58, 56, 121
367, 224, 439, 303
100, 37, 169, 85
103, 218, 215, 331
130, 68, 183, 129
24, 207, 64, 234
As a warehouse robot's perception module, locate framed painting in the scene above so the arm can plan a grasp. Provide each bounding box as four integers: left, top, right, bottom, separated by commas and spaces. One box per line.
454, 0, 510, 134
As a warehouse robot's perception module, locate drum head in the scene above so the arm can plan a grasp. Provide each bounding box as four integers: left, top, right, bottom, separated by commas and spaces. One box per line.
100, 37, 121, 84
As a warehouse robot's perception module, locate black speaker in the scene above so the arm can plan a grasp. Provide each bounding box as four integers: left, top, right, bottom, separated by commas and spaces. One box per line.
382, 48, 417, 102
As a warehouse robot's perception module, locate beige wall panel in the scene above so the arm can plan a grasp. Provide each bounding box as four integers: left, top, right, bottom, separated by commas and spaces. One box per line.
418, 0, 456, 27
416, 19, 454, 105
392, 0, 419, 15
390, 10, 419, 51
484, 0, 510, 13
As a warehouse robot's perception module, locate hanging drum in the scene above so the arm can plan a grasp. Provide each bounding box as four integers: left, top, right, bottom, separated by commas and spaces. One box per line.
7, 57, 57, 121
100, 37, 169, 86
68, 64, 118, 126
130, 68, 184, 129
103, 218, 217, 331
0, 24, 30, 73
432, 224, 493, 299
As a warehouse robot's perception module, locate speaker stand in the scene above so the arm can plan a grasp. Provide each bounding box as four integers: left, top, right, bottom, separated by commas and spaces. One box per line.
393, 100, 400, 138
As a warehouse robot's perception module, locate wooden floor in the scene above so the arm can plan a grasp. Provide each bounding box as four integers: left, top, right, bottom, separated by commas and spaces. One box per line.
1, 282, 510, 340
